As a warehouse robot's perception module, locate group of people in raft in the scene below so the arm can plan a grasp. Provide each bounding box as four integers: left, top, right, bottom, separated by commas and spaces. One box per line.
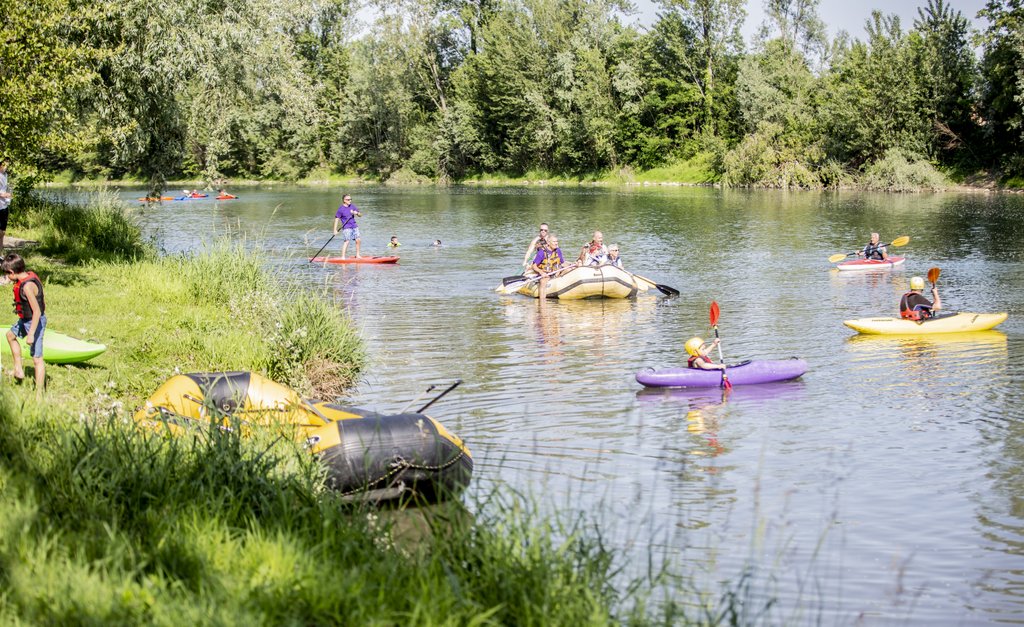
520, 223, 625, 299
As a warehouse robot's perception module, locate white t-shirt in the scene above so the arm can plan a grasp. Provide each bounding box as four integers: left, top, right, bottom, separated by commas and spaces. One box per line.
0, 171, 9, 211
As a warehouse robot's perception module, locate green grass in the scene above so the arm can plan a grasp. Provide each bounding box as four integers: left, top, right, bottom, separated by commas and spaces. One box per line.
630, 153, 719, 184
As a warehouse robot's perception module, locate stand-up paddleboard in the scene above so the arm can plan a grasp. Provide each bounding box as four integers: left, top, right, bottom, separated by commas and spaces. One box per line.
311, 256, 400, 265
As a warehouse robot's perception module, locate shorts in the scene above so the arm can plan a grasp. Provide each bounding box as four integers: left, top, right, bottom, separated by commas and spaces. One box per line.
0, 208, 8, 231
11, 314, 46, 359
342, 227, 361, 241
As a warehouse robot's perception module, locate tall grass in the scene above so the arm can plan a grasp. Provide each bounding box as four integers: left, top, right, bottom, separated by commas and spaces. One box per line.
0, 403, 658, 624
12, 191, 154, 263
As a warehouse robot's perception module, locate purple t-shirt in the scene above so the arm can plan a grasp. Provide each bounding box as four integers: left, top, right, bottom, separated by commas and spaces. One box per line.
533, 247, 564, 267
335, 203, 360, 229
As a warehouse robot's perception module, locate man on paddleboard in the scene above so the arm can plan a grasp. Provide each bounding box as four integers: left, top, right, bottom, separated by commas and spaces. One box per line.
857, 232, 888, 261
332, 194, 362, 259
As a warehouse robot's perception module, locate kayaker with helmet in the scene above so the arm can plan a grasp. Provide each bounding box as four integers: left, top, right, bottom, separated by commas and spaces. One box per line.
900, 276, 941, 320
522, 223, 549, 267
685, 337, 728, 371
2, 252, 45, 394
856, 232, 888, 261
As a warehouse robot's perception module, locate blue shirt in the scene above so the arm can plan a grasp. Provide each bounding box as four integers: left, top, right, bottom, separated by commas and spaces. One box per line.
335, 203, 360, 229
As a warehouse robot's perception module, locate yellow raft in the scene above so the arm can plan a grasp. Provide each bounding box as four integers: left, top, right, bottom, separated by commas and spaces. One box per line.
134, 371, 473, 503
518, 264, 645, 299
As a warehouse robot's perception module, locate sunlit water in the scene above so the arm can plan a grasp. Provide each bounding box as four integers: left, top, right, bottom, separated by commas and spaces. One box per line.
83, 186, 1024, 622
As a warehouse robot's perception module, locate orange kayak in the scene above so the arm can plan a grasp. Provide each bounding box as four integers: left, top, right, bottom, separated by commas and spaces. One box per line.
216, 194, 237, 200
138, 196, 174, 202
311, 256, 400, 265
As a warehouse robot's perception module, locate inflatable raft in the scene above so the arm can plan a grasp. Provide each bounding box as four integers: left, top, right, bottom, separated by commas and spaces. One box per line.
843, 312, 1008, 335
134, 372, 472, 503
517, 264, 644, 299
0, 329, 106, 364
835, 256, 906, 271
311, 256, 400, 265
636, 358, 808, 388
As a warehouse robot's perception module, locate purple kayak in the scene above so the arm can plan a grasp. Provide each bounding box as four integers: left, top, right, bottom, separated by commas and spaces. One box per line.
635, 358, 808, 388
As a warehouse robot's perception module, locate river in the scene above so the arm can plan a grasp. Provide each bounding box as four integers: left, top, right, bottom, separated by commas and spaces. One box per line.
117, 185, 1024, 623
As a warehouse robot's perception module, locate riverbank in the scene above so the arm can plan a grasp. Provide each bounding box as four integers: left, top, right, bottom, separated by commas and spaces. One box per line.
0, 192, 737, 624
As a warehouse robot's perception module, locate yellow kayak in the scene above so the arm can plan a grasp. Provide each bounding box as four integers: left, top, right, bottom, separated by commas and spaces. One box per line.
843, 312, 1008, 335
517, 264, 645, 299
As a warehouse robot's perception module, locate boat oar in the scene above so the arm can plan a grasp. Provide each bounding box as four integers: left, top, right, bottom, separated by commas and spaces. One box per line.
928, 266, 940, 288
309, 233, 337, 262
709, 301, 732, 390
631, 273, 680, 296
828, 235, 910, 263
496, 264, 578, 294
416, 380, 462, 413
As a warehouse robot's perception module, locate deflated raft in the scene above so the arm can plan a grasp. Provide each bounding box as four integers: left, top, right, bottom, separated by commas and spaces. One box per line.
134, 371, 472, 503
518, 264, 645, 299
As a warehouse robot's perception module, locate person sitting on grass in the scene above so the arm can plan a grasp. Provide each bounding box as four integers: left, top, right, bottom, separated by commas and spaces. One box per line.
3, 253, 45, 396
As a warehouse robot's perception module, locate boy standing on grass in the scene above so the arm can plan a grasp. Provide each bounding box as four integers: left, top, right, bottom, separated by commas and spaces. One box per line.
3, 253, 45, 394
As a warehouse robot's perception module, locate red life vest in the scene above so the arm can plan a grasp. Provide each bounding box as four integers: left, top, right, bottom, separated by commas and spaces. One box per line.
13, 272, 45, 320
688, 354, 715, 369
900, 292, 931, 321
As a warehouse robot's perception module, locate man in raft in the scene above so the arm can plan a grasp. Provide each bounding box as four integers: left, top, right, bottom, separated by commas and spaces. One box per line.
531, 235, 567, 300
522, 223, 549, 268
900, 276, 941, 320
2, 253, 45, 395
856, 232, 888, 261
578, 230, 608, 266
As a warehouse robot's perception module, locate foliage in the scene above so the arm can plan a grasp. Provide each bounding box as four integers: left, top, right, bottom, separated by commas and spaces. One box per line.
977, 0, 1024, 169
859, 148, 950, 192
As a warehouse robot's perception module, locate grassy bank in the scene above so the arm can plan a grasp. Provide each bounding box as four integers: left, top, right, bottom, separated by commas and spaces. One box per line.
0, 193, 748, 623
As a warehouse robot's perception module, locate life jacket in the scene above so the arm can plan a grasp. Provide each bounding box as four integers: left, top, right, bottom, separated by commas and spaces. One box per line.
687, 354, 715, 369
864, 243, 885, 260
538, 248, 562, 274
900, 292, 931, 321
13, 271, 45, 320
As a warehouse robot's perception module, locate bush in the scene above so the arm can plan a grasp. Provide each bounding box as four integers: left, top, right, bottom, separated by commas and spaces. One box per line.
859, 149, 950, 192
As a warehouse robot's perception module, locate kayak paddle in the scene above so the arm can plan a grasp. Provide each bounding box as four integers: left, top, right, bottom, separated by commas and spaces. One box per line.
927, 266, 940, 287
309, 233, 337, 262
631, 273, 680, 296
709, 301, 732, 390
829, 235, 910, 263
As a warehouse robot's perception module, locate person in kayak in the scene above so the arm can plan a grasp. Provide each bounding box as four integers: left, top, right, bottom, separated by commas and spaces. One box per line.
685, 337, 728, 371
900, 276, 941, 320
332, 194, 362, 259
606, 244, 623, 268
388, 236, 401, 249
522, 223, 549, 267
2, 253, 45, 395
856, 232, 888, 261
531, 235, 567, 300
578, 230, 608, 266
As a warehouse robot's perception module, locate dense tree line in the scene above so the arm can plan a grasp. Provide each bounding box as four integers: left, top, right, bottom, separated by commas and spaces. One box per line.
1, 0, 1021, 189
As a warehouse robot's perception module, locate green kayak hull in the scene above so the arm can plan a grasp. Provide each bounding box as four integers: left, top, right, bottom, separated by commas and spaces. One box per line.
0, 329, 107, 364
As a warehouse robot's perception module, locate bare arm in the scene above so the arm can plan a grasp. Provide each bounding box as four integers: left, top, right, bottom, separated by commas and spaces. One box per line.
931, 287, 941, 311
24, 283, 41, 344
333, 217, 340, 235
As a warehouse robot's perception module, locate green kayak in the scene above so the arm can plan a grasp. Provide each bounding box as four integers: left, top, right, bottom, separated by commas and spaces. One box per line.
0, 329, 107, 364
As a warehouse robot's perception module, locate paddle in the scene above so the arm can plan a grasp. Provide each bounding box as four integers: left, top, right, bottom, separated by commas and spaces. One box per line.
496, 264, 578, 294
709, 301, 732, 390
828, 235, 910, 263
631, 273, 681, 296
309, 233, 337, 262
928, 266, 940, 287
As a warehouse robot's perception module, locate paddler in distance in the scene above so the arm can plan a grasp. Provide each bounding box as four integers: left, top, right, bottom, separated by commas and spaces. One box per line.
856, 232, 888, 261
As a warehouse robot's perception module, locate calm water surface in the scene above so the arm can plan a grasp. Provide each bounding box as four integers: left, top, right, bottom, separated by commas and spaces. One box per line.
112, 186, 1024, 623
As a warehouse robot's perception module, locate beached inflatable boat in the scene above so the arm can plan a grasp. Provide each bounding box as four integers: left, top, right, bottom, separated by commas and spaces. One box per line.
134, 371, 472, 503
517, 264, 644, 299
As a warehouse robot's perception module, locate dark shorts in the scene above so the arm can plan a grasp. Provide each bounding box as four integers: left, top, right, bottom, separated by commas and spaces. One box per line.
0, 208, 8, 231
11, 314, 46, 359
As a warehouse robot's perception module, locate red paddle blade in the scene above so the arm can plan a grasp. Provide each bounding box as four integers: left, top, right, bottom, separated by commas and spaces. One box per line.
710, 301, 720, 326
927, 267, 940, 284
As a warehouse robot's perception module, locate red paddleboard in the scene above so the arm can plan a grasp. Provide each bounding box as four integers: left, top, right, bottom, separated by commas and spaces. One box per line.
311, 256, 400, 265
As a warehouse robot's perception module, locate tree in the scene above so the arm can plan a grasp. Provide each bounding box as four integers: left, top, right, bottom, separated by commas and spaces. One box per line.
977, 0, 1024, 169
